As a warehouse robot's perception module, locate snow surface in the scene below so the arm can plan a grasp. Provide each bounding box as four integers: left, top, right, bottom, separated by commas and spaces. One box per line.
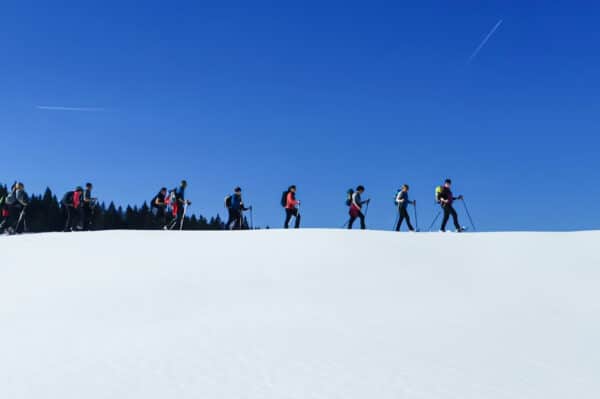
1, 229, 599, 398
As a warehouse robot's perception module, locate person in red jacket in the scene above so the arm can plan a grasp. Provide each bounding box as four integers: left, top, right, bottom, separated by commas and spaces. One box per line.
284, 185, 301, 228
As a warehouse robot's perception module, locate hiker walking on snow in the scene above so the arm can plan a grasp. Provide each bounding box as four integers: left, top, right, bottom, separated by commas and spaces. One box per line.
0, 183, 16, 232
172, 180, 191, 228
61, 186, 84, 231
225, 187, 251, 230
2, 182, 29, 234
283, 185, 301, 229
395, 184, 416, 232
82, 182, 97, 230
437, 179, 464, 232
151, 187, 168, 228
348, 185, 370, 230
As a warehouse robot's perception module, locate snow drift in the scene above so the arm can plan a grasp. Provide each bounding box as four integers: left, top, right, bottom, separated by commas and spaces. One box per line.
1, 230, 599, 398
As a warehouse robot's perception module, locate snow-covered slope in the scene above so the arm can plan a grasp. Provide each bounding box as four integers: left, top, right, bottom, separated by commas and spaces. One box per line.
1, 230, 599, 398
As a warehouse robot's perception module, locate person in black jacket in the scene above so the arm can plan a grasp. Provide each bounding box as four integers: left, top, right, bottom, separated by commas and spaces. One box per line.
151, 187, 169, 228
437, 179, 464, 232
3, 182, 29, 234
82, 182, 97, 230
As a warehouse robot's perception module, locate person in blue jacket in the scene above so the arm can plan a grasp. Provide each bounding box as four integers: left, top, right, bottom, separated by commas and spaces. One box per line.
225, 187, 251, 230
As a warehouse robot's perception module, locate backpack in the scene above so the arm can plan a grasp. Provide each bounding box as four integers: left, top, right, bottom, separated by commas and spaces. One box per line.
394, 189, 402, 206
435, 186, 443, 203
345, 189, 354, 206
61, 191, 74, 206
224, 195, 232, 209
280, 191, 288, 207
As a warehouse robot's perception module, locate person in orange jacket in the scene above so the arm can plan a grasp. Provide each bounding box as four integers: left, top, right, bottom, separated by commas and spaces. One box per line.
283, 185, 301, 229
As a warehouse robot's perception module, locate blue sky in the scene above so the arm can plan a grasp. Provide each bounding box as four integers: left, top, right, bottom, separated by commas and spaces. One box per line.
1, 1, 599, 231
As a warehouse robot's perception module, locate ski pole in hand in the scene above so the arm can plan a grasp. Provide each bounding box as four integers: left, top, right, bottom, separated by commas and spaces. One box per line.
462, 198, 476, 231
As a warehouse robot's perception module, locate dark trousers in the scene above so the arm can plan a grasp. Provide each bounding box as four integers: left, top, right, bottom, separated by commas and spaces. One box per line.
154, 207, 167, 228
4, 205, 25, 233
83, 205, 94, 230
441, 205, 461, 231
395, 206, 415, 231
227, 209, 243, 230
348, 210, 366, 230
284, 208, 300, 228
64, 205, 83, 231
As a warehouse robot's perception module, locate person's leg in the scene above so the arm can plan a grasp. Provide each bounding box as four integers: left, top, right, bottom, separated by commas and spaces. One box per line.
75, 206, 84, 229
396, 209, 404, 231
451, 206, 461, 230
441, 206, 450, 231
177, 205, 185, 227
294, 209, 301, 228
64, 207, 72, 231
235, 210, 243, 230
402, 208, 415, 231
226, 209, 234, 230
7, 206, 20, 233
156, 208, 165, 228
284, 209, 293, 228
359, 211, 366, 230
348, 212, 356, 229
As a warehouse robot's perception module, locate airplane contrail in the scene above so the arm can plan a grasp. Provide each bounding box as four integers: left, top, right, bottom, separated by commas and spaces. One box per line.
468, 19, 503, 64
36, 105, 106, 112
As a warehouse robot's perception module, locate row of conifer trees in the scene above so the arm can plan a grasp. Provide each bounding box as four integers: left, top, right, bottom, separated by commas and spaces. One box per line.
0, 184, 231, 232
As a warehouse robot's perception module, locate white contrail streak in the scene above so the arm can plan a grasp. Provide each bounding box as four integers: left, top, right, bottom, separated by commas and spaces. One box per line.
36, 105, 106, 112
468, 19, 503, 64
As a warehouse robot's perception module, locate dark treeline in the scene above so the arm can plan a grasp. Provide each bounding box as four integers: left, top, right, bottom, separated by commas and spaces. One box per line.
0, 184, 233, 232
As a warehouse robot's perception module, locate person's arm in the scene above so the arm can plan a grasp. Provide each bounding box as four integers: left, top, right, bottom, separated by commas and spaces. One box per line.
397, 192, 405, 204
18, 191, 29, 206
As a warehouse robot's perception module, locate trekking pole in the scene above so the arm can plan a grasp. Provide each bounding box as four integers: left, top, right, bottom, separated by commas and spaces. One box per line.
179, 202, 188, 231
15, 208, 26, 233
364, 201, 370, 217
462, 199, 476, 231
413, 202, 419, 232
428, 210, 441, 232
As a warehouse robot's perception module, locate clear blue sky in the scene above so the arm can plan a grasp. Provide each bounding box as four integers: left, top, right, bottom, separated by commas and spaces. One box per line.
2, 1, 599, 231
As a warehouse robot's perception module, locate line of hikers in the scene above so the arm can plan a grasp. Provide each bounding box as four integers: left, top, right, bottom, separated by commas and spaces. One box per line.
1, 178, 470, 235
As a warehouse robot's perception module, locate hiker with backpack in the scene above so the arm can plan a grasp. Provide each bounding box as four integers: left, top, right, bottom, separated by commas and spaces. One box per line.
2, 182, 29, 234
61, 186, 84, 231
82, 182, 97, 230
348, 185, 370, 230
395, 184, 416, 232
282, 185, 301, 229
150, 187, 169, 229
170, 180, 191, 229
0, 183, 13, 233
436, 179, 465, 232
225, 187, 251, 230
